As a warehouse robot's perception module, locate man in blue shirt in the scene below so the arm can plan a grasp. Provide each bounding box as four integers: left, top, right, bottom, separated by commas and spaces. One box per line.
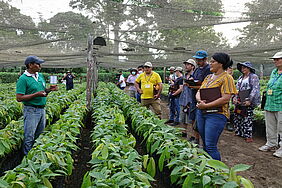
188, 50, 212, 144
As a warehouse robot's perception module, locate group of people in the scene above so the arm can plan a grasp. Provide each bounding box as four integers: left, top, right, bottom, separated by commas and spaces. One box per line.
15, 50, 282, 161
116, 50, 282, 161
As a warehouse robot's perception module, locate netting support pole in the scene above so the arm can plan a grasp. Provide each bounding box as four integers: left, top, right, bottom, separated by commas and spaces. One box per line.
260, 64, 264, 78
163, 67, 166, 83
86, 34, 95, 110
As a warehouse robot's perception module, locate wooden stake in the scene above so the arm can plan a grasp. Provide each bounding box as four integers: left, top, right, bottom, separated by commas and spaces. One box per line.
86, 34, 94, 110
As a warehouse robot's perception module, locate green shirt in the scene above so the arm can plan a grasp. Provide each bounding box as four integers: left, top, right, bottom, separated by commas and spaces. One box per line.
265, 69, 282, 111
16, 72, 47, 106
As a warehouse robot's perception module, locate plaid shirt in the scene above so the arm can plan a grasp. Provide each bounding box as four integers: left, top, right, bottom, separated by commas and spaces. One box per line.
265, 69, 282, 111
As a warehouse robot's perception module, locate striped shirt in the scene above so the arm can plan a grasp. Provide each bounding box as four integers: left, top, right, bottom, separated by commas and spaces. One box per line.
265, 69, 282, 111
200, 72, 237, 118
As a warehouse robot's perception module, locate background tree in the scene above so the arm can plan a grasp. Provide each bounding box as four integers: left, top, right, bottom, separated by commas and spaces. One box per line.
70, 0, 229, 68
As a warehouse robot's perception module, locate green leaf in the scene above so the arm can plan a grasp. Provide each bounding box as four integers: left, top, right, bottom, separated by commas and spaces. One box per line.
42, 177, 53, 188
232, 164, 251, 172
170, 175, 178, 184
11, 181, 26, 188
89, 171, 105, 179
228, 169, 238, 182
101, 144, 109, 160
222, 181, 238, 188
182, 173, 194, 188
39, 163, 52, 173
240, 177, 254, 188
118, 178, 131, 186
207, 160, 229, 172
0, 179, 9, 188
81, 172, 92, 188
133, 172, 151, 186
92, 143, 103, 158
150, 140, 160, 154
171, 166, 183, 176
202, 175, 211, 186
143, 155, 149, 169
147, 157, 156, 178
158, 151, 165, 172
198, 159, 207, 173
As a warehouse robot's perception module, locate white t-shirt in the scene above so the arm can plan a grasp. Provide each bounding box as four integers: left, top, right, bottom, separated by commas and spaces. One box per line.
119, 75, 126, 88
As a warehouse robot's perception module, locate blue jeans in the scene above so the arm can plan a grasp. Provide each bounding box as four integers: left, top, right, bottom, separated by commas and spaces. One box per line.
136, 92, 141, 103
23, 106, 46, 155
196, 109, 227, 160
169, 96, 180, 122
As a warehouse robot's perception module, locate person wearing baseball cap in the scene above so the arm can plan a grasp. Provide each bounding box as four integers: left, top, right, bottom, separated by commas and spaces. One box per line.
135, 62, 163, 118
166, 67, 184, 126
188, 51, 212, 145
178, 59, 197, 136
62, 70, 76, 90
166, 66, 177, 87
259, 51, 282, 158
16, 55, 58, 155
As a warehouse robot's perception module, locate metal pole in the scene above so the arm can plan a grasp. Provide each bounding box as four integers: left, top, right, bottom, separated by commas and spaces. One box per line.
86, 34, 94, 110
163, 67, 166, 83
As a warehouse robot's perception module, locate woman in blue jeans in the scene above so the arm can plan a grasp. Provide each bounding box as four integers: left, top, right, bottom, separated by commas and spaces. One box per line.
196, 53, 237, 160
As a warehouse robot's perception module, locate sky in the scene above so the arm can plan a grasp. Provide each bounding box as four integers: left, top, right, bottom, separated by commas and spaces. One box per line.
5, 0, 251, 47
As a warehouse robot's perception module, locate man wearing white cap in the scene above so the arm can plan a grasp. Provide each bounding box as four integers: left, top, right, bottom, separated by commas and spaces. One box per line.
166, 67, 184, 126
179, 59, 197, 135
259, 51, 282, 158
167, 66, 177, 86
135, 62, 163, 118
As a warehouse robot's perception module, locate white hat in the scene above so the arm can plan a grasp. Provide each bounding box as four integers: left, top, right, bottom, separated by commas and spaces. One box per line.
175, 67, 183, 72
183, 59, 197, 68
168, 66, 175, 71
270, 51, 282, 59
144, 61, 152, 67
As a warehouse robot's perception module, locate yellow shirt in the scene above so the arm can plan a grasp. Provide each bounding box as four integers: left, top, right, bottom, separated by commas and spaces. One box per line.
200, 72, 237, 118
136, 71, 162, 99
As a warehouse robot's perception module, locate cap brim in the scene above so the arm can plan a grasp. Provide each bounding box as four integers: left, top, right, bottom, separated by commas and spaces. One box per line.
193, 55, 205, 59
36, 59, 45, 64
270, 57, 282, 59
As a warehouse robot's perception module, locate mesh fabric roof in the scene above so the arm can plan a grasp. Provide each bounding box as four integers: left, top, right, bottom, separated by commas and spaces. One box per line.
0, 0, 281, 74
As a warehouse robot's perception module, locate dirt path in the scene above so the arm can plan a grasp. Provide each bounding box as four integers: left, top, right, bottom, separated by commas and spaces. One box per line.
160, 101, 282, 188
64, 113, 93, 188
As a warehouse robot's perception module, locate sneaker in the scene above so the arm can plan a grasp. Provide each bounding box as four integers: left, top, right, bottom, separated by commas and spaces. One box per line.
172, 122, 180, 126
165, 120, 174, 124
258, 145, 278, 152
189, 137, 199, 145
273, 148, 282, 158
189, 137, 196, 142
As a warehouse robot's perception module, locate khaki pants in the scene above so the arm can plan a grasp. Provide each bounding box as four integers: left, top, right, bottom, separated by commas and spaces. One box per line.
141, 98, 162, 118
265, 111, 282, 147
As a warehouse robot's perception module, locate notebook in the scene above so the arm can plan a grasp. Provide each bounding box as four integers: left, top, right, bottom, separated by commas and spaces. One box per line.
238, 89, 251, 104
184, 79, 202, 86
199, 87, 223, 113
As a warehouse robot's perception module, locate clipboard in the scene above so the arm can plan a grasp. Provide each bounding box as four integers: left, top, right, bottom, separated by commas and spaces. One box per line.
238, 89, 251, 104
199, 87, 223, 113
184, 79, 200, 86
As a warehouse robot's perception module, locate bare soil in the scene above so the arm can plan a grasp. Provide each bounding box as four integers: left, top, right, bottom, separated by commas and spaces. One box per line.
63, 113, 93, 188
160, 101, 282, 188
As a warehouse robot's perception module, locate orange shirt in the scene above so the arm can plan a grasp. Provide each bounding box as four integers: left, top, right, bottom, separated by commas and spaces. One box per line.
200, 72, 237, 118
